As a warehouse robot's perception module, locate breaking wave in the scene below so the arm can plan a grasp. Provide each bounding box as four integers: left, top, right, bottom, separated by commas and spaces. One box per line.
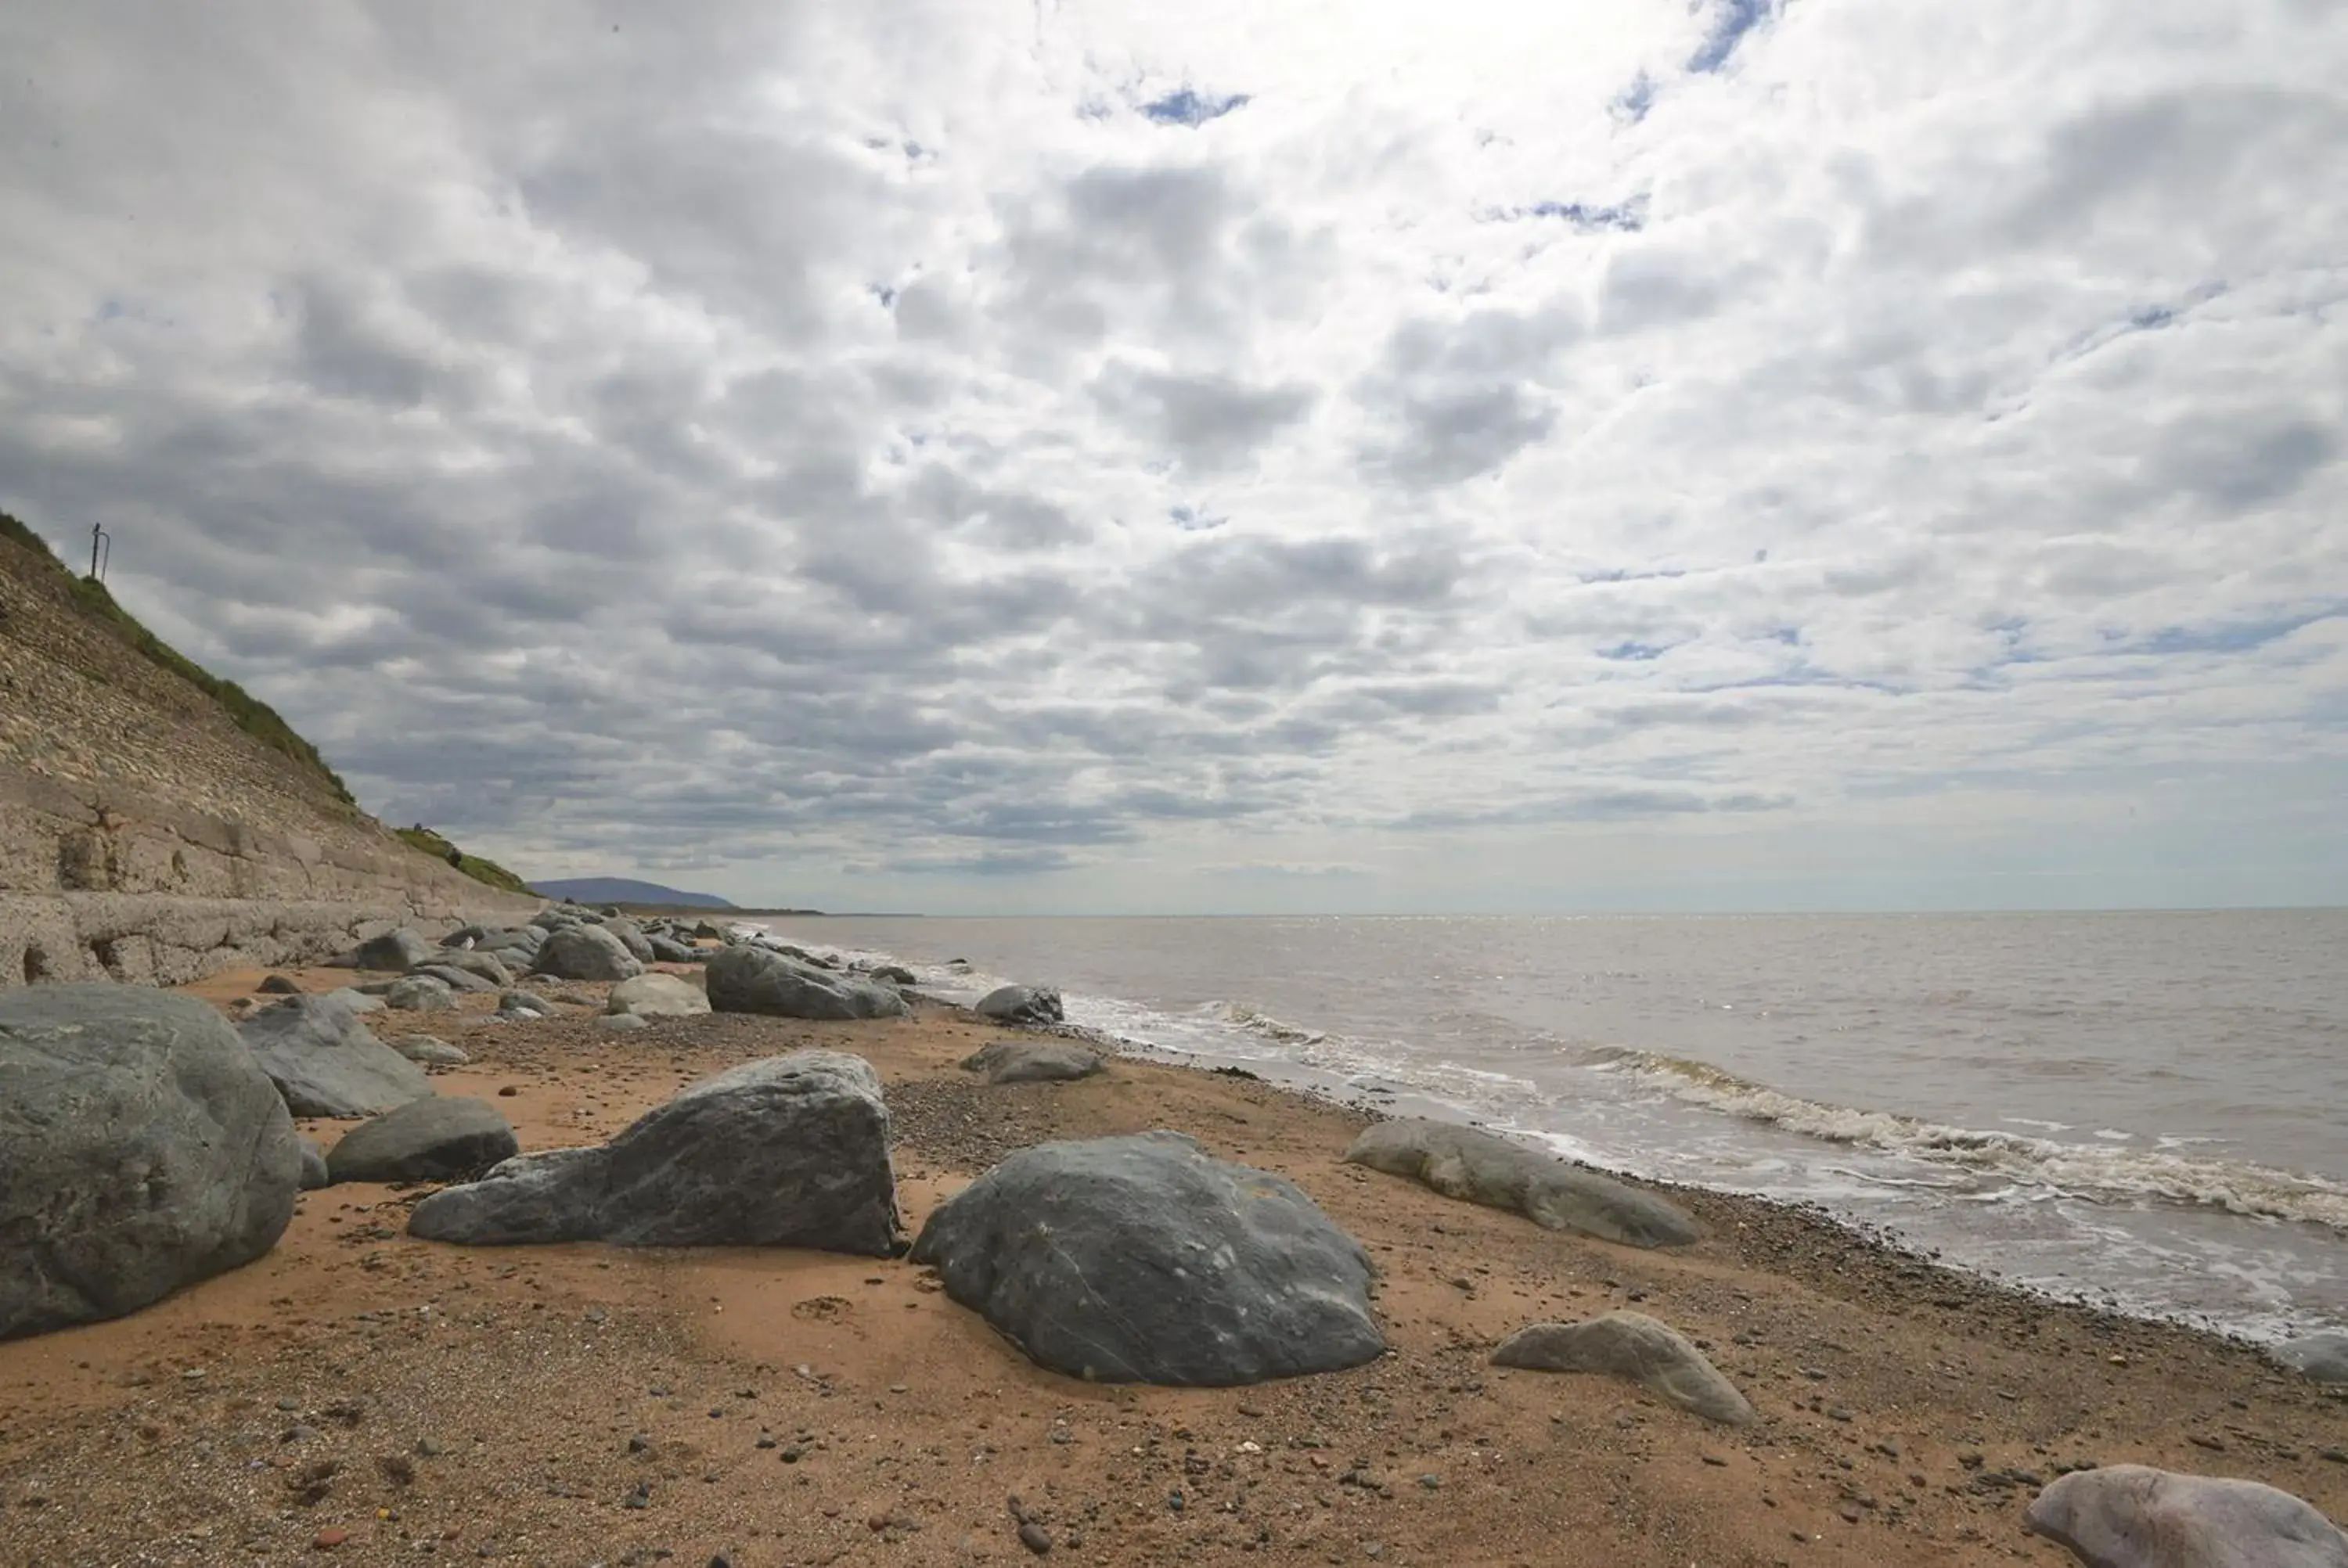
1214, 1002, 1327, 1046
1591, 1047, 2348, 1234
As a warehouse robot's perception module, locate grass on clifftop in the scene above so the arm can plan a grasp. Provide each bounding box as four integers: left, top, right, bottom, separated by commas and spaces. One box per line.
2, 507, 358, 807
394, 825, 537, 897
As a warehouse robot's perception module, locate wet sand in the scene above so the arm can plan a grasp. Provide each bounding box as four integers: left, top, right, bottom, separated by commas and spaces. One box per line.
2, 966, 2343, 1566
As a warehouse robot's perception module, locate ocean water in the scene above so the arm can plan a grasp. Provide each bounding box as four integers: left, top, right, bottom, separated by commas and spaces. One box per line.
749, 910, 2348, 1343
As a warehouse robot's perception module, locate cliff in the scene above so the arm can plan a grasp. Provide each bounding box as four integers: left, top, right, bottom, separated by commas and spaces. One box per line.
0, 513, 541, 987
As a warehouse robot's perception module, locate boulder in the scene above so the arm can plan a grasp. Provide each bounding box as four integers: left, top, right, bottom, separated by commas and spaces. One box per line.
352, 927, 437, 973
323, 987, 385, 1014
705, 945, 909, 1021
298, 1138, 330, 1191
2272, 1333, 2348, 1385
0, 986, 302, 1339
961, 1039, 1104, 1085
647, 935, 700, 963
238, 995, 434, 1118
2025, 1466, 2348, 1568
409, 963, 492, 994
1343, 1119, 1697, 1248
909, 1131, 1385, 1386
870, 964, 917, 986
975, 985, 1064, 1027
391, 1034, 469, 1066
384, 975, 458, 1012
1491, 1311, 1755, 1426
602, 918, 657, 962
599, 1012, 648, 1034
499, 988, 556, 1016
409, 1052, 898, 1253
422, 949, 512, 987
607, 973, 711, 1020
258, 973, 303, 995
531, 923, 643, 982
326, 1098, 520, 1185
473, 927, 545, 959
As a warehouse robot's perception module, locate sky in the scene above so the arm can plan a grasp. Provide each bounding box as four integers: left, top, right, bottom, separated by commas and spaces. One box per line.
2, 1, 2344, 915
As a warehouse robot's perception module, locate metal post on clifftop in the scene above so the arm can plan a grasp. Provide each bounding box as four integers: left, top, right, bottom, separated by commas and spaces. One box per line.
88, 523, 110, 582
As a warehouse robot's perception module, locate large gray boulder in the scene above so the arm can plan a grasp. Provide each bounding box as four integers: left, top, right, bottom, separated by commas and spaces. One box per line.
472, 926, 545, 960
960, 1038, 1104, 1084
351, 927, 437, 973
909, 1131, 1385, 1386
0, 986, 302, 1339
2272, 1332, 2348, 1384
646, 934, 700, 963
390, 1034, 469, 1066
607, 972, 710, 1020
975, 985, 1064, 1027
532, 923, 643, 982
384, 975, 458, 1012
2025, 1466, 2348, 1568
408, 963, 493, 994
705, 944, 909, 1021
602, 918, 657, 962
1491, 1311, 1755, 1426
423, 947, 511, 985
238, 994, 434, 1118
408, 1052, 897, 1253
326, 1098, 520, 1185
1344, 1119, 1698, 1248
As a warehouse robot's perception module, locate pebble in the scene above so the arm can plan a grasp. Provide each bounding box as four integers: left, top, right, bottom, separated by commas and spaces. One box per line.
416, 1437, 443, 1457
1017, 1521, 1053, 1555
621, 1482, 650, 1510
313, 1527, 348, 1549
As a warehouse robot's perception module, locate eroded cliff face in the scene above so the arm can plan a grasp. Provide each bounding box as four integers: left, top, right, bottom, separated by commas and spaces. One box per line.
1, 524, 540, 987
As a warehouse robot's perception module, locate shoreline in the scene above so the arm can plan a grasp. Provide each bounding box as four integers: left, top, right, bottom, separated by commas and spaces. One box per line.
3, 966, 2343, 1565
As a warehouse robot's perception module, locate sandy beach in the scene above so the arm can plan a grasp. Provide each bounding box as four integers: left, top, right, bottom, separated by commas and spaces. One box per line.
3, 966, 2343, 1567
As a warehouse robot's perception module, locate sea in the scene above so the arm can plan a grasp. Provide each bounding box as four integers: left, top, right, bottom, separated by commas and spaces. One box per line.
745, 909, 2348, 1345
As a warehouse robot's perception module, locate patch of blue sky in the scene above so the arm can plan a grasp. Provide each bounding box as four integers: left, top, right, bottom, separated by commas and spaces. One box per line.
1140, 88, 1250, 128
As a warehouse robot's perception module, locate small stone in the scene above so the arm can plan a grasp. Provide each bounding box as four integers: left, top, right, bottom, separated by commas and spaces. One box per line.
627, 1434, 651, 1455
314, 1527, 348, 1549
496, 1085, 520, 1098
416, 1437, 442, 1457
780, 1444, 804, 1463
621, 1482, 650, 1510
1417, 1475, 1440, 1490
278, 1396, 303, 1411
1017, 1520, 1053, 1555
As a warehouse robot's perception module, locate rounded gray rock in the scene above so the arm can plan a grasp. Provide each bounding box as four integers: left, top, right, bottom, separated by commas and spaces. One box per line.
1, 985, 302, 1339
705, 945, 909, 1021
1491, 1311, 1755, 1426
607, 973, 710, 1020
409, 1051, 898, 1253
960, 1039, 1104, 1085
238, 994, 434, 1118
351, 927, 436, 973
975, 985, 1064, 1027
2272, 1332, 2348, 1385
909, 1131, 1385, 1386
532, 924, 643, 982
384, 975, 458, 1012
391, 1034, 469, 1066
326, 1097, 520, 1185
2026, 1465, 2348, 1568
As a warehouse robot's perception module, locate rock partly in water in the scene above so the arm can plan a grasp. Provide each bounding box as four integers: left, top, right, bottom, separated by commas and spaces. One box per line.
531, 923, 643, 983
297, 1138, 330, 1191
409, 1052, 898, 1253
351, 927, 436, 973
1344, 1119, 1698, 1248
326, 1098, 520, 1185
0, 986, 302, 1339
910, 1131, 1385, 1386
2025, 1466, 2348, 1568
960, 1039, 1104, 1085
974, 985, 1064, 1027
391, 1034, 469, 1066
869, 965, 917, 986
2273, 1333, 2348, 1385
1490, 1311, 1755, 1426
384, 975, 458, 1012
705, 945, 909, 1022
238, 995, 434, 1118
607, 973, 711, 1020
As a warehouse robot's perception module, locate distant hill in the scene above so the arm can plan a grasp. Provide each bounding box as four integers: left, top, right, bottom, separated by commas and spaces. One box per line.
531, 876, 736, 909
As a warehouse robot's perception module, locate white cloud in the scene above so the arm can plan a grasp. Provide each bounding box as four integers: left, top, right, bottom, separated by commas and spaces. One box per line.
1, 0, 2343, 912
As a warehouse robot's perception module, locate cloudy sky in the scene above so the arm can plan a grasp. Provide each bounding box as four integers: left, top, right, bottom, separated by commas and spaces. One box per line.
3, 2, 2343, 915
